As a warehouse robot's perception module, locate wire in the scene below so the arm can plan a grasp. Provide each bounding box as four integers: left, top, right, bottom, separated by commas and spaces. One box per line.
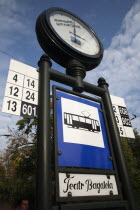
0, 49, 34, 67
131, 114, 140, 120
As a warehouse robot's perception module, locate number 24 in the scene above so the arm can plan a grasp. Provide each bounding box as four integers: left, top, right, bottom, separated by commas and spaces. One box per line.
26, 91, 35, 101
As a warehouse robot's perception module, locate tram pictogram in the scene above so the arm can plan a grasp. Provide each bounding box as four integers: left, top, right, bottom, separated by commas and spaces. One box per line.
64, 112, 100, 132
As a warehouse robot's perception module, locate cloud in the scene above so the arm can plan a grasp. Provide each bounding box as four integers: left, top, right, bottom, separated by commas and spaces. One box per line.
86, 0, 140, 133
0, 0, 34, 52
0, 0, 37, 150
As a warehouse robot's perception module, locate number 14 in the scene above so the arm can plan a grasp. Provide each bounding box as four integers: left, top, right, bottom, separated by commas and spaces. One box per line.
27, 79, 35, 88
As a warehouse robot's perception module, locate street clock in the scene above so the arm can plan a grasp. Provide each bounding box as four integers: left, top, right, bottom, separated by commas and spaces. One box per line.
36, 8, 104, 70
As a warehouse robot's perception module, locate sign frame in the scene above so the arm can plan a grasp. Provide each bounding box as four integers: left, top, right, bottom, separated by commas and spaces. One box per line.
60, 200, 129, 210
53, 85, 122, 202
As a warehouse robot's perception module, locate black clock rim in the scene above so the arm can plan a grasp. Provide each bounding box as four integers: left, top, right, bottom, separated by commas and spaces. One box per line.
45, 7, 103, 58
36, 7, 104, 70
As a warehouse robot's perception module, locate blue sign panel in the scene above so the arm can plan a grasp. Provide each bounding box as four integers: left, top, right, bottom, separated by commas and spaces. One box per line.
56, 90, 113, 169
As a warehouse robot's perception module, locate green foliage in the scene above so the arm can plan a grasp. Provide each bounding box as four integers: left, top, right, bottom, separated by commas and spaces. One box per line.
121, 131, 140, 209
0, 106, 52, 208
16, 118, 37, 135
0, 123, 37, 208
128, 128, 140, 169
0, 158, 7, 201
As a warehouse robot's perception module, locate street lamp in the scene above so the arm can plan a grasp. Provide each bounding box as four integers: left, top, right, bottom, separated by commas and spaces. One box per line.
0, 134, 11, 137
18, 142, 36, 148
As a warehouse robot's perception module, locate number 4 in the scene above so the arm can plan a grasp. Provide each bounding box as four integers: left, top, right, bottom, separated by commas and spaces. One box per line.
13, 74, 18, 82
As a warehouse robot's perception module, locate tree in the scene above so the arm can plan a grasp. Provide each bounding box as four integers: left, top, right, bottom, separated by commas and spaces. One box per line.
128, 128, 140, 169
1, 110, 140, 209
1, 121, 37, 208
121, 132, 140, 208
0, 156, 7, 201
1, 101, 53, 207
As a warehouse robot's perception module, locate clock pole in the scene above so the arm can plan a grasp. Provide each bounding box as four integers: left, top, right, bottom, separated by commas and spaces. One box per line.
66, 59, 86, 93
36, 54, 52, 210
98, 77, 137, 210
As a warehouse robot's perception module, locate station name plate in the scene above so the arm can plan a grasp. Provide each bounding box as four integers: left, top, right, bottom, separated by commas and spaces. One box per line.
59, 173, 118, 197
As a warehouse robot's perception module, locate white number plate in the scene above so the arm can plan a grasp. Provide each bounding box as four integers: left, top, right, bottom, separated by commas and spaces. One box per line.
111, 95, 135, 138
2, 59, 39, 118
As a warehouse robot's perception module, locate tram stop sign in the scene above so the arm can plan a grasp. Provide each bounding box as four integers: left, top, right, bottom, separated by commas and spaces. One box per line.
54, 88, 113, 170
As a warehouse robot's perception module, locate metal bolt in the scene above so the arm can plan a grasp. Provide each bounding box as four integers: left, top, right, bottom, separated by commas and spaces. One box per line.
66, 173, 70, 178
58, 151, 62, 156
110, 190, 113, 195
68, 192, 72, 197
108, 156, 113, 160
56, 97, 59, 100
107, 175, 110, 179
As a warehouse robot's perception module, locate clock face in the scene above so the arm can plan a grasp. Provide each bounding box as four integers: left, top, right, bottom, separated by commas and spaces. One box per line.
36, 8, 103, 70
49, 10, 100, 56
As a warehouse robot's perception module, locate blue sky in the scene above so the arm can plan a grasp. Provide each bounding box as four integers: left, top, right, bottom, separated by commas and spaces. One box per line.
0, 0, 140, 150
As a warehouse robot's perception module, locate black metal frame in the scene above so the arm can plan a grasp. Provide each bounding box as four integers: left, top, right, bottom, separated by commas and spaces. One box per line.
36, 54, 137, 210
60, 200, 129, 210
53, 85, 122, 202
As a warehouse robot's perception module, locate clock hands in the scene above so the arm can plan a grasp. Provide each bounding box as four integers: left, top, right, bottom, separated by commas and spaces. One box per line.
73, 21, 77, 43
70, 21, 86, 45
70, 31, 86, 41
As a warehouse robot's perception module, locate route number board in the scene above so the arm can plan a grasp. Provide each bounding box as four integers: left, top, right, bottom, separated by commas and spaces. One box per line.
111, 95, 135, 139
2, 59, 39, 118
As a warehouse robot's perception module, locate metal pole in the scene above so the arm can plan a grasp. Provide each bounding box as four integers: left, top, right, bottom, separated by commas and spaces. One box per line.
36, 54, 52, 210
98, 77, 137, 210
66, 59, 86, 93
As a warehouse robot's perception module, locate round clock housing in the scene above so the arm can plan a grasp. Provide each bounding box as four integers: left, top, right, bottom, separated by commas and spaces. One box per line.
36, 7, 104, 71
